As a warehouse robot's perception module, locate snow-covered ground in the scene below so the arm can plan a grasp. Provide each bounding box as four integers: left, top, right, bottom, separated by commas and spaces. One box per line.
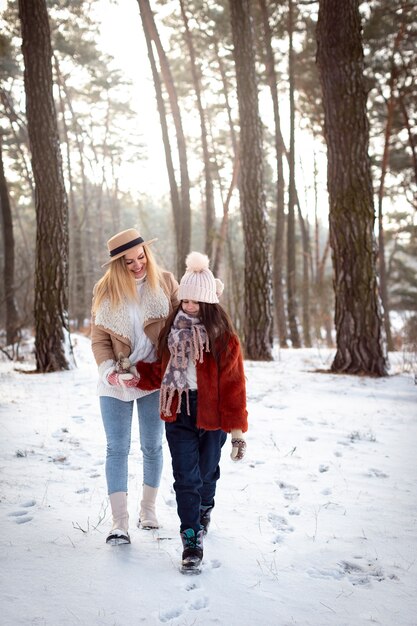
0, 335, 416, 626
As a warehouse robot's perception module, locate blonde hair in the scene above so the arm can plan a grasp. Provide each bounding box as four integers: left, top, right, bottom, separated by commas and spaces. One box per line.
92, 244, 164, 314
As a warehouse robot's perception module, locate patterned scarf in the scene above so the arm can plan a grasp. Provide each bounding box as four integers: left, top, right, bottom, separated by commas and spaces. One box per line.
160, 310, 209, 416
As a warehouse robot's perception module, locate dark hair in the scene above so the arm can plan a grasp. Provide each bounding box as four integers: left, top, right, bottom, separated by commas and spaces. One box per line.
157, 302, 236, 360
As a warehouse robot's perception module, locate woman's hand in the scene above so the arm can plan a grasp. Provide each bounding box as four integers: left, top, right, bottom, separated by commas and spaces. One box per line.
107, 370, 140, 388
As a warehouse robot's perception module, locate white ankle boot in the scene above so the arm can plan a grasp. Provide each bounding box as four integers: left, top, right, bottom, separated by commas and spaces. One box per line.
138, 485, 160, 529
107, 491, 130, 545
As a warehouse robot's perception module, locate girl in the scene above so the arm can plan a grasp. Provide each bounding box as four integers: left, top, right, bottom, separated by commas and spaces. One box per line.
136, 252, 247, 573
91, 228, 179, 545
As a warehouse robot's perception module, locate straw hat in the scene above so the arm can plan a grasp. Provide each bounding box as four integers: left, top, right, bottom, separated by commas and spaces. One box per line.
102, 228, 157, 267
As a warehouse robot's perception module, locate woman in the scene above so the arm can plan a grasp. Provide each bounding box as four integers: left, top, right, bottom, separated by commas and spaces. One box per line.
91, 228, 179, 545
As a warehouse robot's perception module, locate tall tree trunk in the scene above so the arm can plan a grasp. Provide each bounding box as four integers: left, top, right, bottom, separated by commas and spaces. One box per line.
258, 0, 288, 348
0, 137, 21, 345
297, 203, 312, 347
54, 56, 86, 330
19, 0, 71, 372
179, 0, 215, 259
315, 235, 333, 347
377, 22, 405, 352
140, 9, 182, 274
50, 64, 92, 312
213, 39, 238, 157
229, 0, 273, 360
137, 0, 191, 277
317, 0, 387, 376
212, 155, 239, 277
377, 91, 395, 354
210, 35, 240, 276
398, 92, 417, 187
287, 0, 301, 348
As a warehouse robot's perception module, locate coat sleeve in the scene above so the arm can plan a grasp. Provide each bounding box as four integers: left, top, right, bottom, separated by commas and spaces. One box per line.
135, 360, 162, 391
90, 314, 116, 366
218, 334, 248, 433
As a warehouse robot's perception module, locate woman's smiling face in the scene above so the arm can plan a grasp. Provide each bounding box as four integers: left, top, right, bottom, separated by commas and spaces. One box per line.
124, 245, 147, 279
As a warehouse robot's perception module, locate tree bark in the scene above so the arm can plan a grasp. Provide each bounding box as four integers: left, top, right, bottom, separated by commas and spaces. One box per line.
139, 7, 182, 274
258, 0, 288, 348
377, 22, 405, 352
54, 56, 86, 330
287, 0, 301, 348
19, 0, 71, 371
179, 0, 215, 259
229, 0, 273, 360
317, 0, 387, 375
212, 155, 239, 277
137, 0, 191, 277
0, 136, 21, 345
297, 203, 312, 347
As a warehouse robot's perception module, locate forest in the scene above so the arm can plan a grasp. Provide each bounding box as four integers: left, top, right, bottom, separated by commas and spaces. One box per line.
0, 0, 416, 374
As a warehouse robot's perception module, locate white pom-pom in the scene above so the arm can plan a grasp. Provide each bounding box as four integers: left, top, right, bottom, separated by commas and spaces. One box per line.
185, 251, 210, 272
215, 278, 224, 297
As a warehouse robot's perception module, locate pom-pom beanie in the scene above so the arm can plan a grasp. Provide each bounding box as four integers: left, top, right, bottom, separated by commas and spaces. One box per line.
178, 252, 224, 304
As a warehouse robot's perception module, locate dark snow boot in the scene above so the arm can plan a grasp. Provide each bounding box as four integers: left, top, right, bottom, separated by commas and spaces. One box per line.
180, 528, 204, 574
200, 505, 213, 535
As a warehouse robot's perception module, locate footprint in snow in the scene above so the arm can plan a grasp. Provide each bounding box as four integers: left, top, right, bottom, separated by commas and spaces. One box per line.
22, 500, 36, 507
338, 559, 385, 585
268, 513, 294, 533
184, 581, 201, 591
366, 468, 389, 478
288, 507, 300, 516
15, 516, 33, 524
52, 428, 69, 439
298, 417, 314, 425
276, 481, 300, 501
8, 500, 36, 524
308, 558, 386, 586
71, 415, 85, 423
159, 607, 183, 622
187, 596, 209, 611
268, 513, 294, 544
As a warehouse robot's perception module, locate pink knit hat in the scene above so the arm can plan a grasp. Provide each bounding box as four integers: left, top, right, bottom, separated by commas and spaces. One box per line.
178, 252, 224, 304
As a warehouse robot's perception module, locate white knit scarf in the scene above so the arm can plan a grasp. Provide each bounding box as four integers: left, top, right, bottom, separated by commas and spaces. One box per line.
160, 310, 209, 416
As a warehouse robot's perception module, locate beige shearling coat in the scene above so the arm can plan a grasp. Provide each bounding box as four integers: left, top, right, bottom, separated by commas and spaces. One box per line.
91, 271, 179, 367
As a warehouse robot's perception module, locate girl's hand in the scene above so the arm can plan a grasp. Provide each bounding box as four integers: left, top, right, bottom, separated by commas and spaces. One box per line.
230, 429, 246, 461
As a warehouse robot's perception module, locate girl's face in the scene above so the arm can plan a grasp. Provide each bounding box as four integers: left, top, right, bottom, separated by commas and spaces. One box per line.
182, 300, 200, 317
124, 245, 147, 279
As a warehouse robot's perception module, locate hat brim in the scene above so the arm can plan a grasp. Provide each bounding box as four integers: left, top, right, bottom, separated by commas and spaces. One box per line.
101, 238, 158, 268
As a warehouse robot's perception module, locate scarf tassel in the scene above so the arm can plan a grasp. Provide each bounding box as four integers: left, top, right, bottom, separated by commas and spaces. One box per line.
160, 385, 189, 417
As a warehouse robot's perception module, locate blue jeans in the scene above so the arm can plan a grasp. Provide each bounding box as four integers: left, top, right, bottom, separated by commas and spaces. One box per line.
100, 392, 164, 494
165, 391, 227, 533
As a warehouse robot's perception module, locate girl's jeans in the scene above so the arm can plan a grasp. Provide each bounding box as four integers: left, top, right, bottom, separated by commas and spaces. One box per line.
165, 391, 227, 533
100, 391, 164, 494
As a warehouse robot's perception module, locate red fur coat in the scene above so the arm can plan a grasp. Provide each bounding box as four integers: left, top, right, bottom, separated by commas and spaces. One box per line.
136, 334, 248, 433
